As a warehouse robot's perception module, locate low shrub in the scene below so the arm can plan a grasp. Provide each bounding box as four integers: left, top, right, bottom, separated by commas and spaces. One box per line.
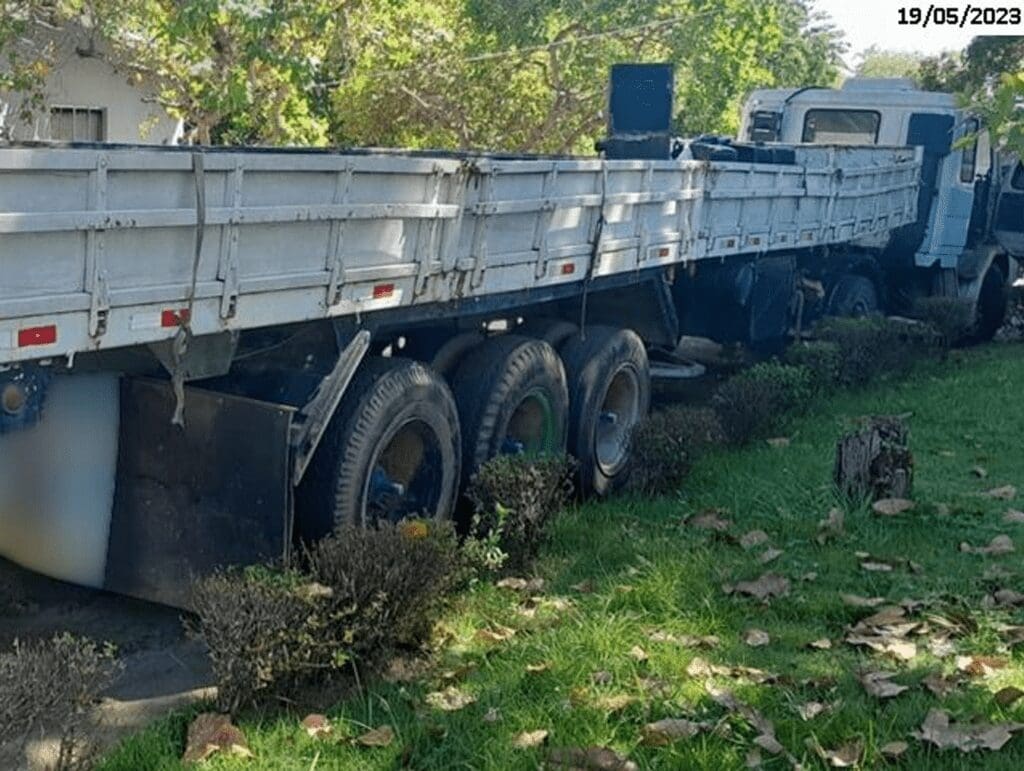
188, 567, 340, 714
814, 316, 919, 386
912, 296, 975, 354
783, 340, 842, 393
713, 361, 812, 445
465, 453, 575, 572
0, 634, 118, 769
628, 406, 724, 495
306, 521, 465, 654
189, 520, 464, 713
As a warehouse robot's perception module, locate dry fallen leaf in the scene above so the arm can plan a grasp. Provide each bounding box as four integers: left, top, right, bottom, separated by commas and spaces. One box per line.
628, 645, 648, 662
687, 508, 732, 531
861, 560, 894, 572
816, 508, 845, 544
572, 579, 596, 594
956, 655, 1008, 678
743, 629, 771, 647
841, 593, 885, 608
740, 530, 770, 549
796, 701, 827, 721
526, 662, 550, 674
913, 708, 1024, 752
356, 725, 395, 748
880, 740, 908, 759
1004, 509, 1024, 524
513, 729, 549, 749
476, 625, 517, 643
807, 638, 833, 650
483, 707, 501, 723
758, 548, 784, 564
983, 485, 1017, 501
872, 498, 915, 516
923, 672, 962, 698
182, 713, 252, 764
591, 670, 613, 686
646, 629, 719, 648
811, 737, 863, 767
300, 714, 332, 739
859, 670, 909, 699
546, 746, 638, 771
995, 686, 1024, 707
766, 437, 791, 448
728, 573, 790, 602
496, 577, 529, 591
641, 718, 708, 746
425, 687, 477, 712
993, 589, 1024, 607
960, 535, 1015, 555
973, 466, 989, 479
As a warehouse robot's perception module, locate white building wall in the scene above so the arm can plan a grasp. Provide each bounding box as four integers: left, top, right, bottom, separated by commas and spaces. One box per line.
1, 30, 181, 144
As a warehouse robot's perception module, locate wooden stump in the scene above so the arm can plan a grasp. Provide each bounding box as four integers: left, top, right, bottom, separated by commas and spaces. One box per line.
834, 415, 913, 501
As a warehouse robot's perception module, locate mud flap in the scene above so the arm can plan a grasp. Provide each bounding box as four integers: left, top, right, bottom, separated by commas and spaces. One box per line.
104, 378, 294, 607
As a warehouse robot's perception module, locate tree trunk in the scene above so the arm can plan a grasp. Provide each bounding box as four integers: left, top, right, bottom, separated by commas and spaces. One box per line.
834, 416, 913, 501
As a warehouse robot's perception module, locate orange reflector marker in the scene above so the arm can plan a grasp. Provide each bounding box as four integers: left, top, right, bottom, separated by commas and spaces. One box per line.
658, 247, 671, 258
560, 263, 575, 275
18, 325, 57, 348
373, 283, 395, 299
161, 309, 190, 328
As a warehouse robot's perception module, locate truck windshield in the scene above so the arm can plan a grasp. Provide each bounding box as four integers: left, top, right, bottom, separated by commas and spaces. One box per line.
802, 109, 880, 145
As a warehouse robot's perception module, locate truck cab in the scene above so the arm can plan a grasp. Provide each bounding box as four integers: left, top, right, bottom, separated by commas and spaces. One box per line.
740, 78, 1020, 335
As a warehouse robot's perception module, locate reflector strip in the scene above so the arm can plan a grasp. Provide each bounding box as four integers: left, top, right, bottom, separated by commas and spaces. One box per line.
161, 309, 191, 328
658, 247, 671, 258
560, 263, 576, 275
18, 325, 57, 347
372, 283, 395, 299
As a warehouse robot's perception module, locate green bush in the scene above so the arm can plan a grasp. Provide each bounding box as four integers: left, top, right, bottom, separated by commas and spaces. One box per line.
713, 362, 812, 445
189, 520, 464, 713
814, 316, 919, 386
466, 453, 575, 572
0, 634, 118, 769
783, 340, 842, 393
912, 296, 975, 353
628, 406, 724, 495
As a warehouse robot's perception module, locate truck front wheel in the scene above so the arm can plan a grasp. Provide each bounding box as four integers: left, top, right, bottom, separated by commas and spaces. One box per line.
561, 326, 650, 497
972, 263, 1008, 343
828, 274, 879, 318
296, 357, 461, 541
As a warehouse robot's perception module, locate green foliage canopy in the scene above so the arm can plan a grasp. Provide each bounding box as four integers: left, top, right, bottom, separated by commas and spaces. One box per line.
2, 0, 843, 150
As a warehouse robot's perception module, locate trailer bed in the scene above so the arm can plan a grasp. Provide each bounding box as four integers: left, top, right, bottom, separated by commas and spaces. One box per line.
0, 143, 921, 366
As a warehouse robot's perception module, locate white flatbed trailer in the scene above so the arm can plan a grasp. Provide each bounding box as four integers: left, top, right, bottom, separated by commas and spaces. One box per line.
0, 144, 919, 366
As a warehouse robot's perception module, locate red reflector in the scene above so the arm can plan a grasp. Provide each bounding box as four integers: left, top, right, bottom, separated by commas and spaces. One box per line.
658, 247, 671, 258
372, 283, 395, 299
560, 263, 575, 275
161, 309, 190, 328
18, 325, 57, 348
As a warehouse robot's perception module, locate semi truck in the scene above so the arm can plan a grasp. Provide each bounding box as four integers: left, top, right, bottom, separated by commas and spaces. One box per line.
0, 65, 1019, 606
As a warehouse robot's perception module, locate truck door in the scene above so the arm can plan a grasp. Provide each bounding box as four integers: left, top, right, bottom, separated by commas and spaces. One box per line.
994, 160, 1024, 256
896, 113, 971, 266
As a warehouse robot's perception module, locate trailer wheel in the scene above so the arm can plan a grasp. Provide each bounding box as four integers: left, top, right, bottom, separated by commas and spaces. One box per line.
828, 274, 879, 318
971, 263, 1008, 343
518, 317, 580, 350
296, 357, 460, 540
561, 326, 650, 497
451, 335, 568, 484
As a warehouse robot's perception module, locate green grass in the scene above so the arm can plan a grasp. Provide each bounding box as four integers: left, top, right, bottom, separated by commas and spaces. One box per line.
101, 344, 1024, 770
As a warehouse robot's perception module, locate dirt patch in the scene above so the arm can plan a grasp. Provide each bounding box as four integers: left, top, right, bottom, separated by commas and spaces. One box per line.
0, 558, 212, 769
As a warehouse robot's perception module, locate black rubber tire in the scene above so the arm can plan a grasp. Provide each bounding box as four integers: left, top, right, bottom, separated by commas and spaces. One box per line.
971, 263, 1008, 343
450, 335, 568, 487
828, 274, 880, 318
295, 357, 461, 541
518, 317, 580, 350
561, 326, 651, 497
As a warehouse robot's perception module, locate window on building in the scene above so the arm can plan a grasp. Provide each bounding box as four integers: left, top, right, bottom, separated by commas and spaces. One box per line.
801, 109, 880, 145
49, 107, 106, 142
